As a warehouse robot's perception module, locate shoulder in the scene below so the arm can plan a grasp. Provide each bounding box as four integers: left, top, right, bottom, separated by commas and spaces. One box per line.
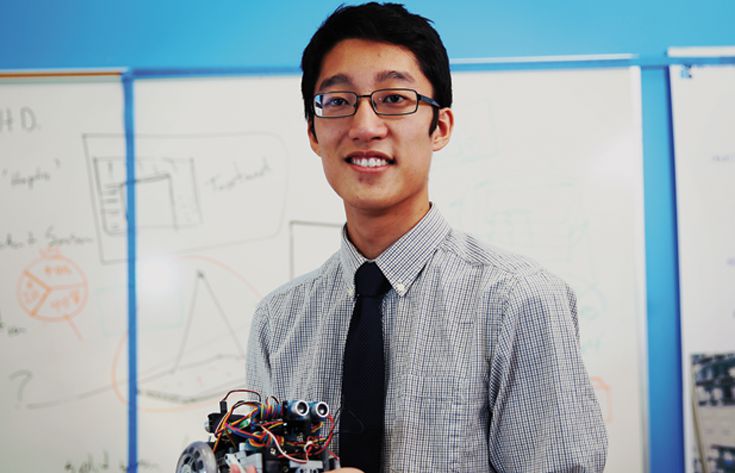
255, 251, 343, 316
437, 228, 574, 302
438, 228, 545, 277
437, 231, 581, 345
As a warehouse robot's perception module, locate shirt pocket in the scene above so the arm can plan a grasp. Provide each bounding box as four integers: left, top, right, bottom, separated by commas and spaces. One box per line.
387, 373, 472, 473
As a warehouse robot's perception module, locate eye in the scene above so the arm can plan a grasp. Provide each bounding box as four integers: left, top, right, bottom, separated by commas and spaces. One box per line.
325, 96, 349, 108
381, 93, 408, 104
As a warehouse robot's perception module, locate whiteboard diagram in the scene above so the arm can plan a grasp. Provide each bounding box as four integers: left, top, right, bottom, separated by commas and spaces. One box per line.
90, 156, 202, 235
108, 254, 261, 412
17, 247, 89, 326
83, 133, 290, 263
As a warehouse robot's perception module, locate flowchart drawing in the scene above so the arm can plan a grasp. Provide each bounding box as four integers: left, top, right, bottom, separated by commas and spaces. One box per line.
83, 133, 289, 264
91, 157, 202, 236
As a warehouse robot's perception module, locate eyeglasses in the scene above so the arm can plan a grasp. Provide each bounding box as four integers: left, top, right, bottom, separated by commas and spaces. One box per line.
313, 88, 440, 118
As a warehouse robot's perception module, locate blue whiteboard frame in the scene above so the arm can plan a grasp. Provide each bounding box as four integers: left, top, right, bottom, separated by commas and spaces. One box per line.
122, 72, 138, 473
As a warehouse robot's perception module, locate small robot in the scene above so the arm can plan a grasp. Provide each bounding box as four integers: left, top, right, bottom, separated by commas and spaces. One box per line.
175, 389, 340, 473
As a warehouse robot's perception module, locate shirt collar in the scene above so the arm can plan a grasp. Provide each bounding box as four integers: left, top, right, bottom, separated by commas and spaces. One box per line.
339, 204, 451, 297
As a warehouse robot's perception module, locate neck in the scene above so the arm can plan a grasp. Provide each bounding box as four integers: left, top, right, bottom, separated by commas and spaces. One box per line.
345, 200, 430, 260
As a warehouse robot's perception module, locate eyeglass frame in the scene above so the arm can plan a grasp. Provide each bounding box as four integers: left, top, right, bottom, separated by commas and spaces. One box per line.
312, 88, 441, 119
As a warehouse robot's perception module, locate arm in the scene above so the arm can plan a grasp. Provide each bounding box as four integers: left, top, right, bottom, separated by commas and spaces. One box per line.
245, 302, 273, 395
487, 270, 608, 472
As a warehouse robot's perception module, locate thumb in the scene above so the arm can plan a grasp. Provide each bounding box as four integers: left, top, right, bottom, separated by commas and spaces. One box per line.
228, 464, 256, 473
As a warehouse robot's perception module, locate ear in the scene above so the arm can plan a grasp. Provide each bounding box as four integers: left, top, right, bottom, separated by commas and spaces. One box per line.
431, 107, 454, 152
307, 118, 320, 155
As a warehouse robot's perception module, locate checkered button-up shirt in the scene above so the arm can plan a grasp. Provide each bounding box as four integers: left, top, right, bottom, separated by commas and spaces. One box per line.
246, 205, 608, 472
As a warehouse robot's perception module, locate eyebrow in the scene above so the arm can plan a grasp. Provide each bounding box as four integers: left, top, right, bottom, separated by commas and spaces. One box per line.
316, 70, 417, 92
317, 73, 351, 91
376, 70, 416, 83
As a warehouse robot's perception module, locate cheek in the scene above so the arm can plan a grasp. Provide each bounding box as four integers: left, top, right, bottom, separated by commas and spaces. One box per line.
313, 121, 344, 146
398, 129, 434, 161
320, 156, 344, 190
395, 119, 432, 144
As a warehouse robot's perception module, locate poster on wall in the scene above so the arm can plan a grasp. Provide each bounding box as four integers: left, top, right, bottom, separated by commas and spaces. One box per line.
690, 353, 735, 473
669, 46, 735, 473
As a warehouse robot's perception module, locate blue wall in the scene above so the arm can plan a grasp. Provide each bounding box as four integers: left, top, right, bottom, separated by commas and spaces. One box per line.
1, 0, 734, 69
3, 2, 734, 472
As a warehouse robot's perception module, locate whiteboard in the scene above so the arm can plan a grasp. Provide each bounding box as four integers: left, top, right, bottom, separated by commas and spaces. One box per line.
669, 46, 735, 473
0, 68, 647, 472
437, 68, 647, 473
0, 77, 129, 471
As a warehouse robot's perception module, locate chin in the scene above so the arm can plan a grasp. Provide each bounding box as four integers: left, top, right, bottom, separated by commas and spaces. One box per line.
344, 196, 395, 213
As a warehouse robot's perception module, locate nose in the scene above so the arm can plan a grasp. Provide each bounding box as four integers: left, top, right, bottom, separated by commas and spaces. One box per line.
347, 96, 388, 142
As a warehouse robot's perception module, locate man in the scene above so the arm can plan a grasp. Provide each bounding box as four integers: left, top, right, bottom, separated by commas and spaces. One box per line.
246, 3, 607, 472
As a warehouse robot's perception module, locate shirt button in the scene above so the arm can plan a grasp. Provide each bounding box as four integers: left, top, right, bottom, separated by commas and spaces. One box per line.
395, 282, 406, 295
347, 287, 355, 297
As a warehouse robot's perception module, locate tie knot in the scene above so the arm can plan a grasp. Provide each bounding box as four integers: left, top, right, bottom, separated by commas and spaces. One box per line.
354, 262, 391, 297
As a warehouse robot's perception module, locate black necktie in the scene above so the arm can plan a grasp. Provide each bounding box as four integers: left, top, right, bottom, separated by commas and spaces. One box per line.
340, 261, 391, 473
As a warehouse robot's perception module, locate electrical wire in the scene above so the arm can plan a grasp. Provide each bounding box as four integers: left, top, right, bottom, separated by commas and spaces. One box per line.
210, 389, 338, 466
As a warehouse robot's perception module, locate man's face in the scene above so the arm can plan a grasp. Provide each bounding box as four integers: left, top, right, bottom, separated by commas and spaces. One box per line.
308, 38, 453, 219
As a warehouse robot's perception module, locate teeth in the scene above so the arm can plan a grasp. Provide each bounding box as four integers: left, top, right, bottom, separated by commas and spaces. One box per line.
351, 157, 389, 168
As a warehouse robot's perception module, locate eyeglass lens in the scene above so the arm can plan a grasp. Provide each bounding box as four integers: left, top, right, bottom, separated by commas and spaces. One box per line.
314, 89, 419, 117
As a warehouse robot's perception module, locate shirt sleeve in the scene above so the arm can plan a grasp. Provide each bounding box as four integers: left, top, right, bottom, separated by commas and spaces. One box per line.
245, 300, 273, 395
487, 269, 608, 472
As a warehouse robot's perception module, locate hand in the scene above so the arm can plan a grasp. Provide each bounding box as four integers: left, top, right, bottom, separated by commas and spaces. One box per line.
230, 466, 363, 473
228, 465, 258, 473
228, 465, 256, 473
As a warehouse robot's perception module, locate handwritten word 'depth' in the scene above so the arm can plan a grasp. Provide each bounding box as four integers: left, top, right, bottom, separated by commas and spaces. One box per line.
1, 159, 60, 190
8, 168, 51, 189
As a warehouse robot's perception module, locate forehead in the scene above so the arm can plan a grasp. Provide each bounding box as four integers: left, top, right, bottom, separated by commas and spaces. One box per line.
315, 38, 429, 91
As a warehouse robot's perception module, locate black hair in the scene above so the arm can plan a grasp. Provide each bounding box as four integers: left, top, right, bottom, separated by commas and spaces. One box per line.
301, 2, 452, 137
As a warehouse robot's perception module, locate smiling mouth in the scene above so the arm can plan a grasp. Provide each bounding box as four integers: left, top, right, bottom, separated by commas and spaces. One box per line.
349, 157, 390, 168
345, 155, 395, 168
